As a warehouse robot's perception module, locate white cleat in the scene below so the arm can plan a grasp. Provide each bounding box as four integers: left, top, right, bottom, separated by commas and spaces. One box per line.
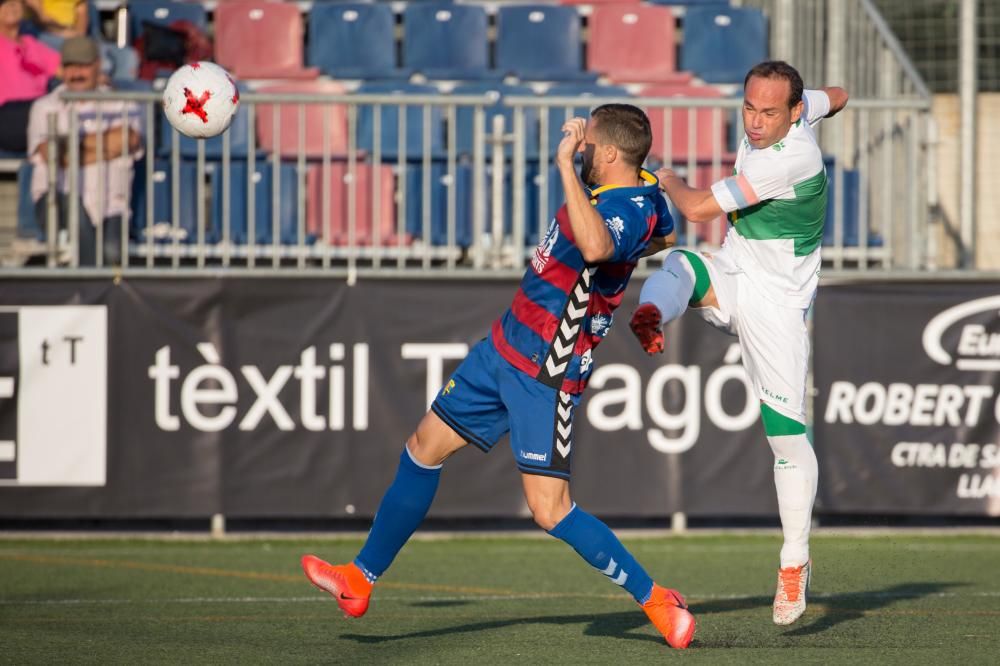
773, 560, 811, 625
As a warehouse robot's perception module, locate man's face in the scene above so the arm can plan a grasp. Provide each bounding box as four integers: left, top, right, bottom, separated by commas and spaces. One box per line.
63, 61, 99, 92
742, 75, 803, 149
0, 0, 25, 27
578, 120, 605, 187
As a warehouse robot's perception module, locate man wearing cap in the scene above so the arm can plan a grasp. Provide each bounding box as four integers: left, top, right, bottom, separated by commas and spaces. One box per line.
0, 0, 60, 153
27, 36, 143, 266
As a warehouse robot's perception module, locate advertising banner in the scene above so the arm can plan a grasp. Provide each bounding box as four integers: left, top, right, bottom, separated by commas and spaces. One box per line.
814, 282, 1000, 515
0, 276, 775, 519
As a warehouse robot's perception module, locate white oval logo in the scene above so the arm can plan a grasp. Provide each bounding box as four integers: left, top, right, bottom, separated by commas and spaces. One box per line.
623, 13, 638, 25
249, 9, 264, 21
342, 10, 358, 22
715, 15, 732, 27
529, 11, 545, 23
436, 10, 452, 22
922, 295, 1000, 370
154, 8, 169, 19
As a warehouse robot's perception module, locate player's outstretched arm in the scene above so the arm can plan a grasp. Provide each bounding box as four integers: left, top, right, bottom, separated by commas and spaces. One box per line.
655, 168, 724, 224
820, 86, 849, 117
556, 118, 615, 263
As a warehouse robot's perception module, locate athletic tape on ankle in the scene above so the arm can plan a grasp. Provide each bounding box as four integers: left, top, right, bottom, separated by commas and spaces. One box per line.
675, 250, 710, 306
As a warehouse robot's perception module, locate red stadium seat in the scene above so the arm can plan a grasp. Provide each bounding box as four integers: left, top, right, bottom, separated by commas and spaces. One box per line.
255, 81, 349, 158
644, 84, 730, 162
587, 5, 692, 84
306, 163, 405, 247
215, 1, 319, 79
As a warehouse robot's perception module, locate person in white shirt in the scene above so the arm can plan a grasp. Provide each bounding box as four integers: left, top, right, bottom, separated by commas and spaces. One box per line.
629, 60, 848, 627
27, 35, 143, 266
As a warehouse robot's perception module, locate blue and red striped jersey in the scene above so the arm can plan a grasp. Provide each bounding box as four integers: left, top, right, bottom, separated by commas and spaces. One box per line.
491, 169, 674, 394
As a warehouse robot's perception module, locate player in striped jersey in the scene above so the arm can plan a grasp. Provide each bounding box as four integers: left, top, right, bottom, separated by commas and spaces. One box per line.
303, 104, 696, 649
630, 61, 848, 626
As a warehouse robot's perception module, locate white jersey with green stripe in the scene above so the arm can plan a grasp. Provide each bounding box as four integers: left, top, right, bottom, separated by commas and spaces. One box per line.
710, 89, 831, 308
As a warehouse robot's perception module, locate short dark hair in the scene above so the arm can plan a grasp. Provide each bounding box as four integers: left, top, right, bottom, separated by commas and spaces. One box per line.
589, 103, 652, 169
744, 60, 804, 108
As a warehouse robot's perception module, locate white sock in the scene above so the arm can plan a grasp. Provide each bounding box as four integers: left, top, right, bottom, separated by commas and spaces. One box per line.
638, 252, 696, 324
767, 433, 818, 568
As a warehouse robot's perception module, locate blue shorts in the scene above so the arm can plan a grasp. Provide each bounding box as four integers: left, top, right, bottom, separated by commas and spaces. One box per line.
431, 338, 581, 479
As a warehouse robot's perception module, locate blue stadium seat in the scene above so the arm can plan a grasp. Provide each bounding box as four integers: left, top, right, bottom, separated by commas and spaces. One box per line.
128, 1, 208, 42
542, 83, 631, 156
680, 7, 768, 83
452, 82, 538, 158
356, 82, 446, 160
157, 83, 255, 159
649, 0, 732, 6
210, 161, 304, 245
16, 161, 40, 240
130, 159, 200, 243
495, 6, 596, 81
307, 3, 403, 79
402, 4, 490, 79
404, 162, 473, 247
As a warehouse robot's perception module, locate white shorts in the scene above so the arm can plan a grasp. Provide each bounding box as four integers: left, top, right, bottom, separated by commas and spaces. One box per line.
685, 246, 810, 423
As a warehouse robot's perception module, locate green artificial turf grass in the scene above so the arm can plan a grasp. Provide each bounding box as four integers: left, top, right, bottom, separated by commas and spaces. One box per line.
1, 534, 997, 664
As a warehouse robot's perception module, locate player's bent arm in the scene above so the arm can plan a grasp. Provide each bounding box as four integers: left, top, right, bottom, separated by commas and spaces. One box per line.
641, 231, 675, 258
820, 87, 849, 117
656, 169, 724, 224
556, 156, 615, 264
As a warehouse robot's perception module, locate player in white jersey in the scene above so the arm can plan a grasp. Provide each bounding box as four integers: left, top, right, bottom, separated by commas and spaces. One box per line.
629, 61, 848, 626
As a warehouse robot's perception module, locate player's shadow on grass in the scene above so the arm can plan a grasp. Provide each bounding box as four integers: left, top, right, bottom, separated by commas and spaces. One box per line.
341, 610, 661, 646
693, 581, 965, 637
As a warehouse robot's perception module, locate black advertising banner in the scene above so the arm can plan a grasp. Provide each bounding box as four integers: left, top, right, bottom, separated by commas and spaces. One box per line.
0, 276, 774, 519
814, 282, 1000, 515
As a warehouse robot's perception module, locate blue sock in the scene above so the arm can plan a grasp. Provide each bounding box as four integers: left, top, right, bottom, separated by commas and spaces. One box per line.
548, 504, 655, 604
355, 447, 442, 582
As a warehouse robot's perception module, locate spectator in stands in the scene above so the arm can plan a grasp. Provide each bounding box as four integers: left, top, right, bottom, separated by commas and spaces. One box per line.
24, 0, 86, 40
28, 36, 143, 266
0, 0, 60, 153
23, 0, 139, 80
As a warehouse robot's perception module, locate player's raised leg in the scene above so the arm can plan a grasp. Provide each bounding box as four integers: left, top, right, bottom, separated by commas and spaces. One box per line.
630, 250, 713, 354
524, 474, 696, 649
302, 410, 465, 618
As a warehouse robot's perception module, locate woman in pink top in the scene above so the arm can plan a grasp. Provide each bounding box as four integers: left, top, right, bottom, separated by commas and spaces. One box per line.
0, 0, 60, 153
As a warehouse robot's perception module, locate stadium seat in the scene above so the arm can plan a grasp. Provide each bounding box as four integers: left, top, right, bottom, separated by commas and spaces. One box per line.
130, 159, 201, 243
158, 82, 256, 159
451, 82, 538, 158
648, 0, 733, 6
560, 0, 639, 5
495, 6, 596, 81
16, 161, 40, 240
680, 7, 768, 83
210, 160, 304, 245
644, 84, 729, 162
255, 81, 349, 159
822, 160, 880, 247
355, 82, 446, 161
404, 162, 473, 246
214, 1, 318, 80
306, 3, 403, 79
402, 4, 490, 79
305, 163, 402, 247
127, 1, 208, 43
541, 83, 631, 156
587, 5, 692, 84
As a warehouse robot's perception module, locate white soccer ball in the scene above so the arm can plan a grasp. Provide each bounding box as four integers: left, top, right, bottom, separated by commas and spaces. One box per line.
162, 62, 240, 139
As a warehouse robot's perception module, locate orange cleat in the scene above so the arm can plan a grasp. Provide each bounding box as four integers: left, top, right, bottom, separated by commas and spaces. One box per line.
629, 303, 665, 355
773, 560, 811, 625
642, 584, 696, 649
301, 555, 373, 618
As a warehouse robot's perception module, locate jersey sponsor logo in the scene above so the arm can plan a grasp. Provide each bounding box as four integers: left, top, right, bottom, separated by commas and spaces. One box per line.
922, 295, 1000, 371
630, 196, 645, 209
605, 216, 625, 242
532, 219, 559, 273
590, 314, 611, 337
442, 378, 456, 396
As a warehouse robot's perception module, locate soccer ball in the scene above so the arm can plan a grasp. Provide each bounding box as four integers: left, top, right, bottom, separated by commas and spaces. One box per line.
162, 62, 240, 139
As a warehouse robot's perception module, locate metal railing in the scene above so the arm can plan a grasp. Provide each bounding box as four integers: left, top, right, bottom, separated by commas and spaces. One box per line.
14, 89, 935, 278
